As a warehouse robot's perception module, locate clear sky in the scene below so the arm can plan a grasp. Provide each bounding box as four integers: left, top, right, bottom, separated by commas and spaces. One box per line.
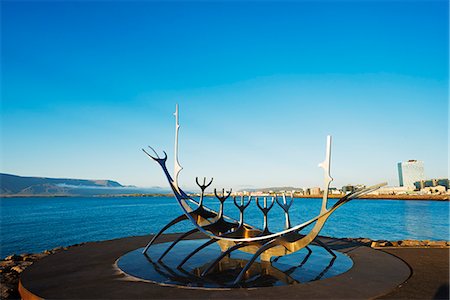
1, 1, 448, 190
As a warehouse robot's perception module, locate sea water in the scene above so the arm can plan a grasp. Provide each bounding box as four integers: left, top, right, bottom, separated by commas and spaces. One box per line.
1, 196, 449, 257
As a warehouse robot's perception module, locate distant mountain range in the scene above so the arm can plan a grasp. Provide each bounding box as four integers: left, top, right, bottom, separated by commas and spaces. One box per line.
0, 173, 169, 197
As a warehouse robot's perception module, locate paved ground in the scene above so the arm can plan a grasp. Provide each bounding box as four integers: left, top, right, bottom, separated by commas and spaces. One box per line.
19, 234, 411, 299
378, 248, 449, 299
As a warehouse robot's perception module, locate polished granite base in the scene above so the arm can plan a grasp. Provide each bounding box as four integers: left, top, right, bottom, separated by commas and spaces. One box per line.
117, 240, 352, 288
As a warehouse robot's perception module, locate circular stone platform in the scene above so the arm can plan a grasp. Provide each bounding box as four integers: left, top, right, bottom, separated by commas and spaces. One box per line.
19, 233, 411, 299
117, 241, 353, 288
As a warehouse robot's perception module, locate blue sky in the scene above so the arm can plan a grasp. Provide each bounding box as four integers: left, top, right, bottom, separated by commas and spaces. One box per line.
1, 1, 448, 190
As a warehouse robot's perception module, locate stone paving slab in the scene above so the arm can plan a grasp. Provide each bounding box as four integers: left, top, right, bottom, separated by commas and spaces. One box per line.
19, 234, 410, 299
378, 248, 449, 299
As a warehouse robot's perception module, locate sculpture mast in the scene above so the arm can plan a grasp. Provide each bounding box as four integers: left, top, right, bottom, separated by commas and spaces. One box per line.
173, 104, 183, 190
318, 135, 333, 212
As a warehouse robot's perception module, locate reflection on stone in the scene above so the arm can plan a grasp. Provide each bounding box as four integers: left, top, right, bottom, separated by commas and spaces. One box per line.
117, 240, 352, 289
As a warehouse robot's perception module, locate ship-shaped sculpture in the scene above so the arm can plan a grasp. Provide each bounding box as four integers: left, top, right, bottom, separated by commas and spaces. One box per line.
142, 105, 386, 285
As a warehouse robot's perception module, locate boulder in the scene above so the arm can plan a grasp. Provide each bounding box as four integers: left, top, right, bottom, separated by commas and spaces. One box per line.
2, 271, 19, 282
0, 260, 15, 270
398, 240, 419, 247
428, 241, 447, 247
4, 254, 21, 261
10, 262, 32, 274
358, 238, 372, 244
390, 241, 399, 247
0, 284, 14, 300
420, 240, 430, 246
0, 281, 19, 300
23, 253, 47, 261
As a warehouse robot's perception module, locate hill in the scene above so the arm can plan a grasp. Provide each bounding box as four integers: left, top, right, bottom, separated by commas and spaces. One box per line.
0, 173, 167, 197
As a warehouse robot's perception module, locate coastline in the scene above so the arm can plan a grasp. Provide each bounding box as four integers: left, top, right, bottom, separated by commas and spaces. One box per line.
296, 194, 450, 201
1, 193, 448, 201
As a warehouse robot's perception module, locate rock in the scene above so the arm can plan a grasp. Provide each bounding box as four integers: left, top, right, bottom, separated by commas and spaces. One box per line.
1, 284, 14, 300
398, 240, 419, 247
428, 241, 447, 247
359, 238, 372, 244
2, 271, 19, 282
390, 241, 399, 247
43, 250, 52, 254
10, 262, 32, 274
419, 240, 430, 246
1, 249, 52, 300
23, 253, 46, 261
22, 256, 34, 262
11, 265, 25, 273
0, 281, 19, 300
4, 254, 21, 261
371, 241, 393, 247
0, 260, 15, 269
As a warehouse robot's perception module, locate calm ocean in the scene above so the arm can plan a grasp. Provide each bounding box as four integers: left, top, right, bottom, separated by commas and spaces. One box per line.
1, 196, 449, 257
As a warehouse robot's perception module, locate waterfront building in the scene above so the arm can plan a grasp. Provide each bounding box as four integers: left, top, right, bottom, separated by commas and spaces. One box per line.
309, 187, 321, 195
397, 160, 425, 188
342, 184, 366, 194
368, 186, 413, 195
342, 185, 354, 194
420, 186, 447, 194
329, 187, 342, 195
414, 178, 449, 191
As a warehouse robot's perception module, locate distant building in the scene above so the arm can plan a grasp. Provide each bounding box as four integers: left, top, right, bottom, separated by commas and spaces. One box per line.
369, 186, 413, 195
328, 187, 342, 195
342, 185, 354, 194
397, 160, 425, 188
252, 191, 270, 196
342, 184, 366, 194
414, 178, 449, 191
420, 186, 447, 194
309, 187, 321, 195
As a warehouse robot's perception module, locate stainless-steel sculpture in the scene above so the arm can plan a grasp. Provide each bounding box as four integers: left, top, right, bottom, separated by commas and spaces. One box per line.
143, 104, 386, 285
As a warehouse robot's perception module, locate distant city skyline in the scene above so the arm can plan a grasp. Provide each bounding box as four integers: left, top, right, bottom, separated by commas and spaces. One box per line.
1, 1, 448, 190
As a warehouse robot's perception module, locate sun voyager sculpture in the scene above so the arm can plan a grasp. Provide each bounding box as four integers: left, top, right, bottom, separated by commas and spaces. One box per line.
125, 105, 386, 287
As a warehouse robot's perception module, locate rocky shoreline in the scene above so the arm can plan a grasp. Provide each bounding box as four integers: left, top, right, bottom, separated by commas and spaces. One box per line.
1, 238, 449, 300
1, 243, 86, 299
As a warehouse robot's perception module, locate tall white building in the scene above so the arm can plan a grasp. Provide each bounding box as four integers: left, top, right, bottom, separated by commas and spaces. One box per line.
397, 160, 425, 188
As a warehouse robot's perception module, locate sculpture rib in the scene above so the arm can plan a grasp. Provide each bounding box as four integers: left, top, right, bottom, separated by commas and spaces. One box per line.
144, 152, 384, 244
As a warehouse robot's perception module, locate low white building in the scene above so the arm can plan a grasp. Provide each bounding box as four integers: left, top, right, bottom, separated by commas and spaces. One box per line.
420, 186, 447, 194
367, 186, 414, 195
